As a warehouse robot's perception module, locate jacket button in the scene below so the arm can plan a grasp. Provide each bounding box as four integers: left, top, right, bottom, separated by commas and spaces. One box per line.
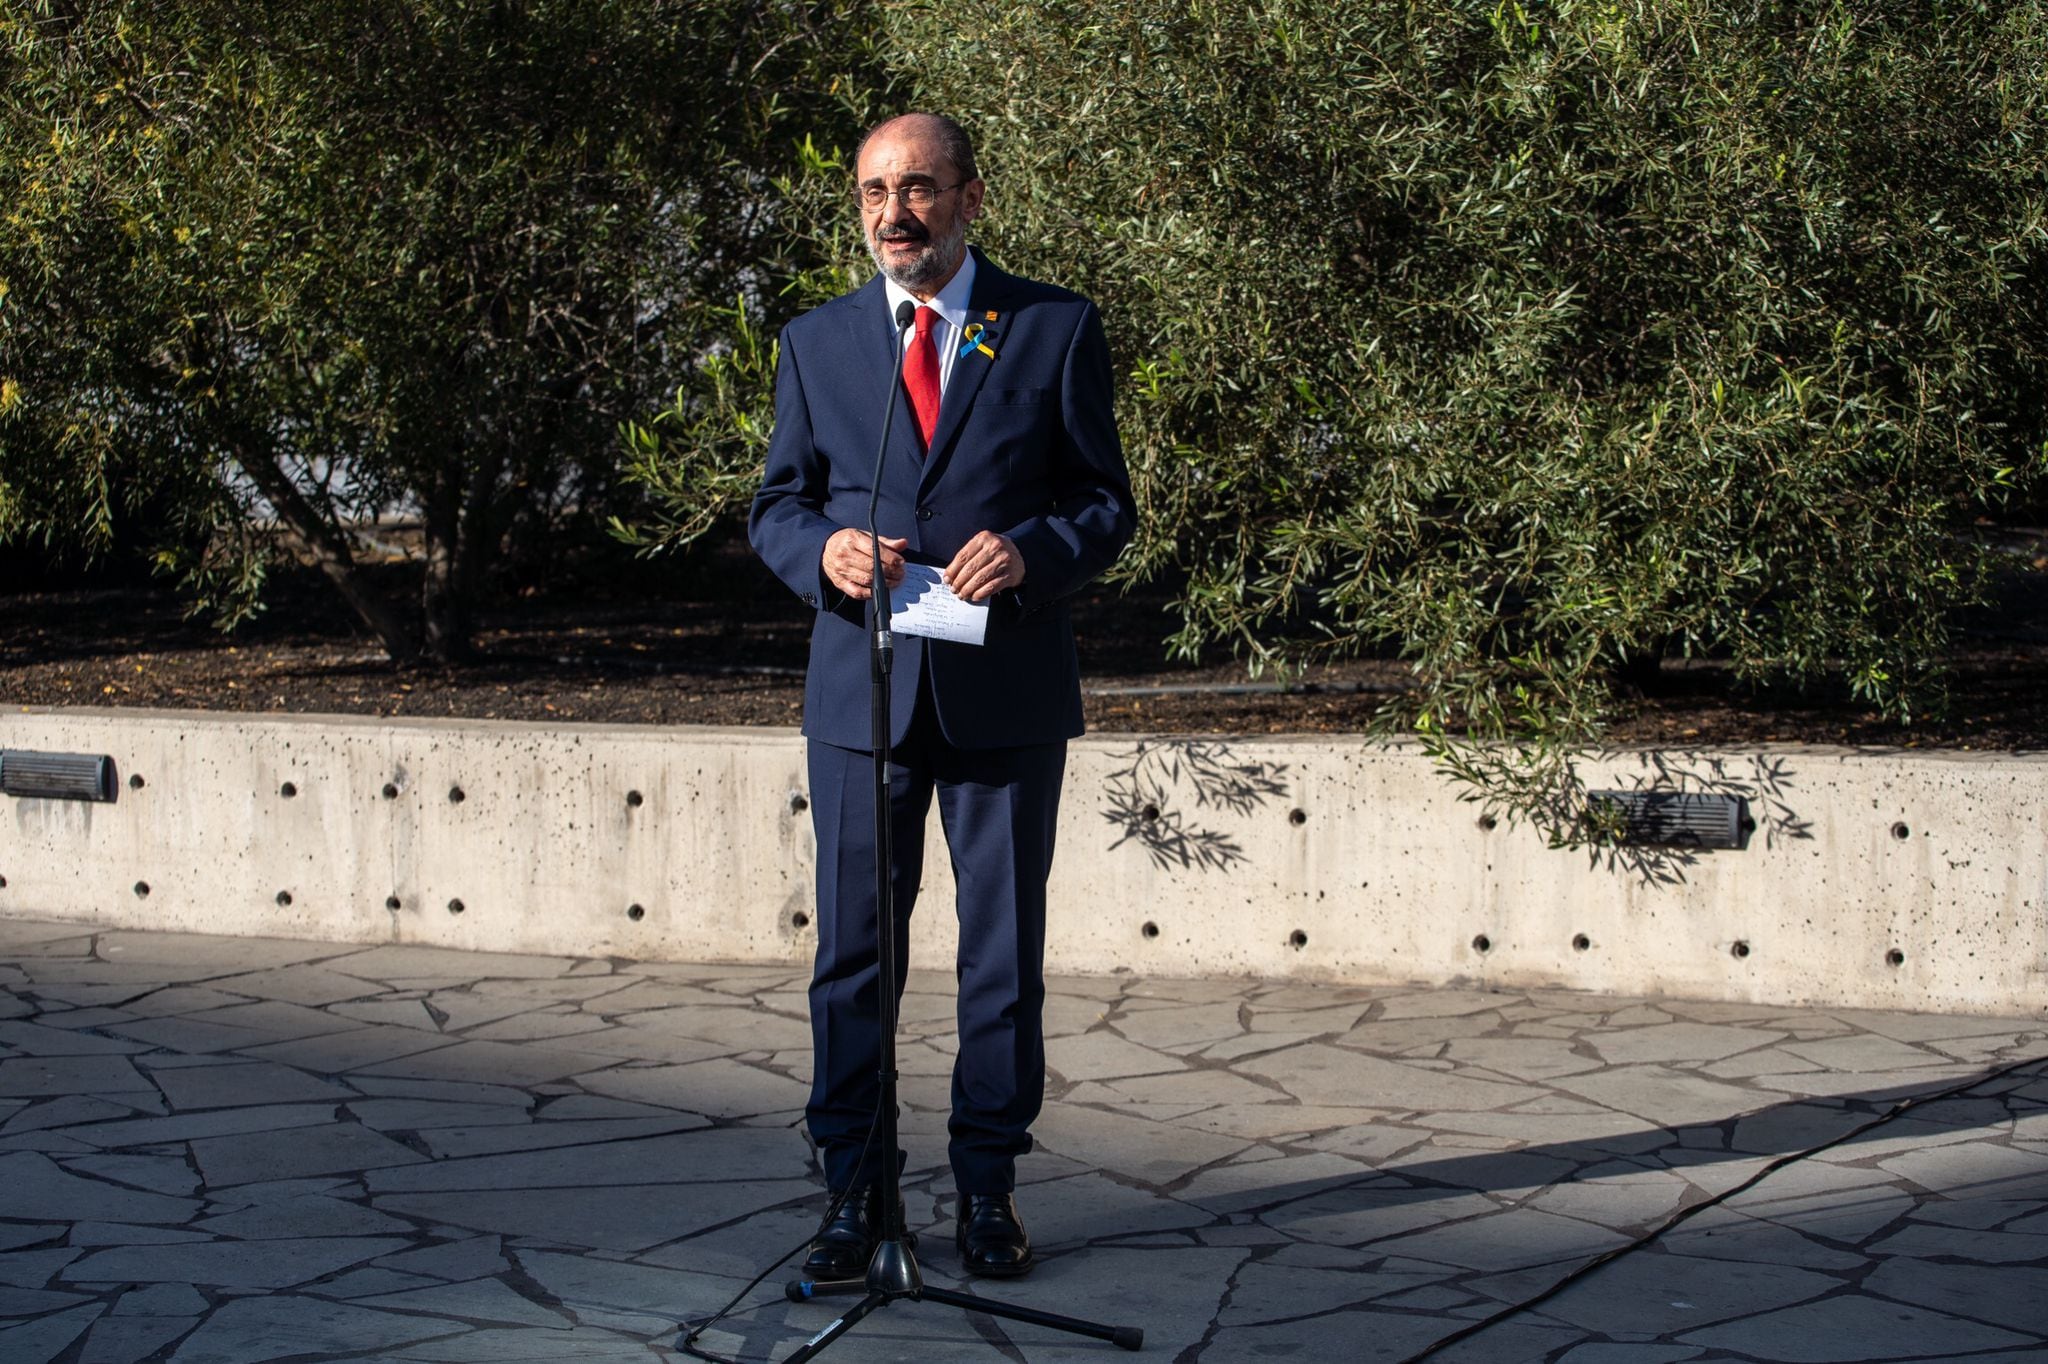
916, 507, 934, 521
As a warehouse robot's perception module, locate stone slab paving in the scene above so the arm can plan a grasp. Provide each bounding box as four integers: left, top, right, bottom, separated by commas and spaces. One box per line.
0, 919, 2044, 1363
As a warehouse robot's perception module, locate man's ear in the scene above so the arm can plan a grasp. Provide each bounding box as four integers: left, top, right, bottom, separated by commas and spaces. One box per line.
960, 177, 986, 224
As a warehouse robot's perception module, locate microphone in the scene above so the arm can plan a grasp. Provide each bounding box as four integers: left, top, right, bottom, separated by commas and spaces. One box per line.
867, 299, 919, 677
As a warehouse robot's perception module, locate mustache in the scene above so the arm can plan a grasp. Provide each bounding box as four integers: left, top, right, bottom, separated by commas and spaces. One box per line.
875, 223, 929, 243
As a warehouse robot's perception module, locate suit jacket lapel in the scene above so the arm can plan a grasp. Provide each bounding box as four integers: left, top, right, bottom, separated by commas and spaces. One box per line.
849, 276, 926, 490
920, 251, 1009, 491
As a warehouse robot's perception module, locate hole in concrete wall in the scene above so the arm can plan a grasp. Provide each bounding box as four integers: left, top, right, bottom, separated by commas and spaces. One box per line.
275, 890, 292, 907
1140, 804, 1160, 823
382, 783, 400, 800
128, 773, 145, 790
626, 903, 645, 922
1478, 814, 1498, 832
793, 910, 812, 929
627, 790, 644, 808
280, 782, 298, 799
0, 874, 8, 889
447, 898, 465, 915
1731, 939, 1752, 959
1887, 948, 1906, 968
447, 786, 465, 804
1288, 808, 1307, 826
134, 881, 150, 899
1891, 822, 1910, 841
1288, 929, 1308, 949
1141, 920, 1161, 939
385, 895, 402, 911
1472, 934, 1492, 954
788, 793, 808, 814
1572, 933, 1591, 952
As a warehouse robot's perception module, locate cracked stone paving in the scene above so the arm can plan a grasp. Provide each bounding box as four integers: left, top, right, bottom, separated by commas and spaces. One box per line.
0, 917, 2045, 1362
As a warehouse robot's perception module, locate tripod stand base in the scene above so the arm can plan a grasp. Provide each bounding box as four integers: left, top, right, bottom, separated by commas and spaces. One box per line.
778, 1278, 1143, 1360
781, 1231, 1141, 1354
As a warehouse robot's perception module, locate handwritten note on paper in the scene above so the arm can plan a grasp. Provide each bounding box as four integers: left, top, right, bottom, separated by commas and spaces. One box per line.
890, 563, 989, 646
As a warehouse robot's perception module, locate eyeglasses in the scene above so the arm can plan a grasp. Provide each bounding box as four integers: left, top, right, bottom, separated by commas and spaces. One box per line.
856, 181, 966, 212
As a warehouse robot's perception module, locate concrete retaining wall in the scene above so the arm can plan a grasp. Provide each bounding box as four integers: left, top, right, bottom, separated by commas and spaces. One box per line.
2, 708, 2044, 1015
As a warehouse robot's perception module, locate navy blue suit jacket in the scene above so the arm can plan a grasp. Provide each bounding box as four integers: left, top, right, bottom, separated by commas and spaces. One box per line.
750, 250, 1135, 751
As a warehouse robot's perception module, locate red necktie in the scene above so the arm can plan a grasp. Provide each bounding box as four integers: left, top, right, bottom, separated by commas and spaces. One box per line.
903, 305, 941, 452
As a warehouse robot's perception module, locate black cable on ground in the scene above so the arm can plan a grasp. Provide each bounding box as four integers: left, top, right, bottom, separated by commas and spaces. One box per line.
677, 1109, 883, 1364
1401, 1050, 2048, 1363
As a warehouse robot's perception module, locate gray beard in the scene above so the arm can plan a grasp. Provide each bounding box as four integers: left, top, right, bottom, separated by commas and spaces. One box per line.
869, 219, 968, 291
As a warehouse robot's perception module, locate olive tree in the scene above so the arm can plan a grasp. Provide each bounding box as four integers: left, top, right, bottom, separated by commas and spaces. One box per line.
2, 0, 861, 660
631, 1, 2047, 831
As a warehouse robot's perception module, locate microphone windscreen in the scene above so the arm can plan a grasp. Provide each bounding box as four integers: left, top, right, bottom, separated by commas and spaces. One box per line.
895, 299, 917, 329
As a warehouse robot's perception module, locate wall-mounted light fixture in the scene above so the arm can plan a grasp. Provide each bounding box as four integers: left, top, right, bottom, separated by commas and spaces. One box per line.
0, 750, 117, 803
1586, 790, 1748, 850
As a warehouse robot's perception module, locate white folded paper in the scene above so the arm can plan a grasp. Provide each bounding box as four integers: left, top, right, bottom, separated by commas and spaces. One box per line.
890, 563, 989, 646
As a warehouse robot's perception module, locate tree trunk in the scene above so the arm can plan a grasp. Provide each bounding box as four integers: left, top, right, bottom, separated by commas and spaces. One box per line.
420, 466, 467, 664
235, 443, 421, 664
420, 445, 505, 664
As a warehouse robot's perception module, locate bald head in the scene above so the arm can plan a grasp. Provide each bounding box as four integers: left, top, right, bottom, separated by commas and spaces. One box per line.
858, 113, 979, 185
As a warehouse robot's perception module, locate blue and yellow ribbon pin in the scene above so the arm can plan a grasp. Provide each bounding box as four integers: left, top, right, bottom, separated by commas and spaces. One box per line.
959, 320, 997, 361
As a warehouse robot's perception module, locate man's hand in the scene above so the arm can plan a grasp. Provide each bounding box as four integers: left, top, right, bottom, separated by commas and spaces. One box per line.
944, 531, 1026, 603
823, 529, 909, 601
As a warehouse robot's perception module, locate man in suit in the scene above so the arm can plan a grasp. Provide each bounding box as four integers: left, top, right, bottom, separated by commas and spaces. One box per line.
749, 112, 1133, 1280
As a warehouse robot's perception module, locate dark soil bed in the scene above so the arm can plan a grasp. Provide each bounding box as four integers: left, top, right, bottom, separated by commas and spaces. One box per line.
5, 539, 2045, 749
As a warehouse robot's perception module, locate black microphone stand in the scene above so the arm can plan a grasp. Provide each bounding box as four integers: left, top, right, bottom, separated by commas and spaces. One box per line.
777, 300, 1141, 1359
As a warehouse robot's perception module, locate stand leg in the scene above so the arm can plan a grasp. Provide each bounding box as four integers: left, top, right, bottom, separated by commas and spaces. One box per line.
780, 1291, 886, 1364
922, 1284, 1144, 1351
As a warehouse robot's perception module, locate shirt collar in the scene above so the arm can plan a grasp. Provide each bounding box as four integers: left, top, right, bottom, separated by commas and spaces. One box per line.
882, 250, 977, 330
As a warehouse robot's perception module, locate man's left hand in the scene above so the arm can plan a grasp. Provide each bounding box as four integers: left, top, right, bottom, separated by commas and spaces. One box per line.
944, 531, 1026, 603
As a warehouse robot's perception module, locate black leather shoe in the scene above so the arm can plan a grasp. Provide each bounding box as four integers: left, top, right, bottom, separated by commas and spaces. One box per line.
956, 1193, 1034, 1278
801, 1186, 913, 1281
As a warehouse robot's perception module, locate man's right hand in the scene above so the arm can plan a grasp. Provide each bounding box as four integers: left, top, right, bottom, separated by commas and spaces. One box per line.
822, 528, 909, 601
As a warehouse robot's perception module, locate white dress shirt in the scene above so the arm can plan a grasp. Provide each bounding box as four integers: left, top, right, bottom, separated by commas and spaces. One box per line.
882, 251, 978, 397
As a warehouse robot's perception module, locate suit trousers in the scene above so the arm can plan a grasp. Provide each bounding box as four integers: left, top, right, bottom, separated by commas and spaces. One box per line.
804, 668, 1065, 1195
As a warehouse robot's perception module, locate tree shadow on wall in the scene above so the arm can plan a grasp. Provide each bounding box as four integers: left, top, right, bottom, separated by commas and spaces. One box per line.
1100, 739, 1289, 872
